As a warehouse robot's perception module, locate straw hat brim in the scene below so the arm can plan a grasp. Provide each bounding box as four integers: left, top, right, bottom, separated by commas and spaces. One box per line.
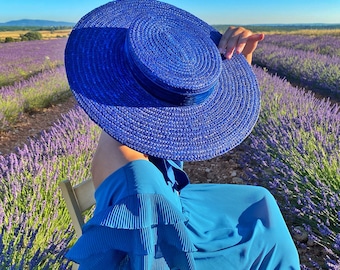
65, 0, 261, 161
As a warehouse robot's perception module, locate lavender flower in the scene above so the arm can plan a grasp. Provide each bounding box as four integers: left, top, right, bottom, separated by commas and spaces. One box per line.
253, 42, 340, 94
335, 234, 340, 251
0, 66, 70, 128
242, 67, 340, 269
262, 34, 340, 57
0, 39, 66, 87
0, 107, 100, 268
1, 30, 339, 270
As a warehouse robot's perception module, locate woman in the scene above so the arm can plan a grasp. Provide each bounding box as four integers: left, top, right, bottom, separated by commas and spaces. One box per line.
64, 0, 300, 269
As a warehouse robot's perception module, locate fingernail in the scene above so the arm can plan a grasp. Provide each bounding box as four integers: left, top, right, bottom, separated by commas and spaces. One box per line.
226, 51, 232, 59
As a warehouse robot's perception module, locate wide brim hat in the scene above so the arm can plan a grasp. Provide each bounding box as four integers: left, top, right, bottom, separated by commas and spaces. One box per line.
65, 0, 261, 161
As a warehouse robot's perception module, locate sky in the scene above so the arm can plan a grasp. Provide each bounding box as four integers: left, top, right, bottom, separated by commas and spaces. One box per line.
0, 0, 339, 25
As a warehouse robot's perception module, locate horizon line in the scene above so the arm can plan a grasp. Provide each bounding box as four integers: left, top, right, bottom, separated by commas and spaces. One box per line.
0, 19, 340, 26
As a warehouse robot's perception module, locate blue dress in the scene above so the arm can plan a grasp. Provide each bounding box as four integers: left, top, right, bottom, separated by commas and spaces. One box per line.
66, 159, 300, 269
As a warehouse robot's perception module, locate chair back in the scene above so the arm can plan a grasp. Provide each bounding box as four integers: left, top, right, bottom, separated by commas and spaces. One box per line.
59, 178, 95, 238
59, 178, 95, 270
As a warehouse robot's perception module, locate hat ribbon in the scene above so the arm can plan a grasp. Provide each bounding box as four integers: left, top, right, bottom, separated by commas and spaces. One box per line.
124, 38, 216, 106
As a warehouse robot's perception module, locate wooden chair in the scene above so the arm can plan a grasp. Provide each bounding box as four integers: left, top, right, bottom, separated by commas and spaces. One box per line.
59, 178, 96, 270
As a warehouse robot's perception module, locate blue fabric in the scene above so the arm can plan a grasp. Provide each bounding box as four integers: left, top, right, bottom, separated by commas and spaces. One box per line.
148, 156, 189, 191
66, 160, 300, 269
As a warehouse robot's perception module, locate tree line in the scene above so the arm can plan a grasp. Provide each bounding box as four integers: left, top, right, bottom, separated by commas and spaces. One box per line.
0, 26, 71, 32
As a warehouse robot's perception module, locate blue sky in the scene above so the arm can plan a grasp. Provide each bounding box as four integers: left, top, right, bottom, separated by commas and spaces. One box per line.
0, 0, 339, 25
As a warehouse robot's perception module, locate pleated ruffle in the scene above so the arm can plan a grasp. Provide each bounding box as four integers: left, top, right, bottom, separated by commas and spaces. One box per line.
66, 161, 197, 269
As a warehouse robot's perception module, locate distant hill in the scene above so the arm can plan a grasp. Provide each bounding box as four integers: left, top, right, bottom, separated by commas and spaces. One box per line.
0, 19, 75, 27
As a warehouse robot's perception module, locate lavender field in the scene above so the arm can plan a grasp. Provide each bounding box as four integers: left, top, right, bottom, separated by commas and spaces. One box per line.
0, 38, 70, 131
0, 67, 69, 129
0, 34, 339, 269
261, 34, 340, 57
0, 39, 67, 87
244, 67, 340, 269
252, 34, 340, 96
0, 108, 99, 268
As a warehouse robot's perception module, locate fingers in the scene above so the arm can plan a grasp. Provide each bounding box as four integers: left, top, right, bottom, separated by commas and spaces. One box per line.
247, 33, 265, 42
218, 26, 264, 60
218, 26, 250, 58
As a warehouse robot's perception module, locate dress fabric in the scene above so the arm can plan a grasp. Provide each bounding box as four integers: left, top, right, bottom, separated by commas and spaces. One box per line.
66, 159, 300, 269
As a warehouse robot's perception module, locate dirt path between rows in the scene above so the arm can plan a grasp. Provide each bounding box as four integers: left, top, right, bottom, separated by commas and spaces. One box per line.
0, 95, 326, 268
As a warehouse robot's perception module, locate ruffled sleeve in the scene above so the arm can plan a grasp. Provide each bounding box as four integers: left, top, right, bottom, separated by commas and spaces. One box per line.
66, 160, 197, 270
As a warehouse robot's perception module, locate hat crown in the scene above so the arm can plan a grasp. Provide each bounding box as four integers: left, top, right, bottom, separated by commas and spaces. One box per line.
65, 0, 261, 161
126, 14, 222, 106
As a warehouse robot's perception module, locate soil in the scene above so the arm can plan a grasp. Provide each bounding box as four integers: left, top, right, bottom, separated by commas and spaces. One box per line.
0, 96, 248, 185
0, 97, 77, 156
0, 96, 326, 268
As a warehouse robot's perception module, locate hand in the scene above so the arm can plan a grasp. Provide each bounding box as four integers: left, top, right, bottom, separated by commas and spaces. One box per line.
218, 26, 264, 64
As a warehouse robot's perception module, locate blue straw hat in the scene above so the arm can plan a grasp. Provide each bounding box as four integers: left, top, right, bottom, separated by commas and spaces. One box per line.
65, 0, 261, 161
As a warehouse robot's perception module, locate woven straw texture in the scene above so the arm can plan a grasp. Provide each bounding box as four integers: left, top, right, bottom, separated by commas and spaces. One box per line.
65, 0, 261, 161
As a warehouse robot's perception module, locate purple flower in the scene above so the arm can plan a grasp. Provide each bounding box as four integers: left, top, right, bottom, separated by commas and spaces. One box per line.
0, 39, 66, 86
0, 105, 99, 268
242, 67, 340, 267
253, 40, 340, 93
334, 234, 340, 251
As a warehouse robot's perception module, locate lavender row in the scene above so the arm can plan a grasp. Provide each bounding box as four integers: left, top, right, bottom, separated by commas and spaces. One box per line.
0, 106, 100, 268
0, 69, 338, 268
242, 67, 340, 269
0, 66, 70, 130
263, 34, 340, 57
252, 42, 340, 94
0, 38, 67, 87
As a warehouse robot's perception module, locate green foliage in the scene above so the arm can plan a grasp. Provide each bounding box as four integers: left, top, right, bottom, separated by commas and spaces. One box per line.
0, 119, 99, 268
4, 37, 15, 43
0, 26, 72, 32
0, 97, 23, 127
0, 67, 71, 129
20, 31, 42, 41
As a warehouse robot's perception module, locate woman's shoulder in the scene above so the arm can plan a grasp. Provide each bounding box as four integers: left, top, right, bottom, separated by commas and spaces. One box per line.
91, 131, 148, 188
95, 159, 165, 194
